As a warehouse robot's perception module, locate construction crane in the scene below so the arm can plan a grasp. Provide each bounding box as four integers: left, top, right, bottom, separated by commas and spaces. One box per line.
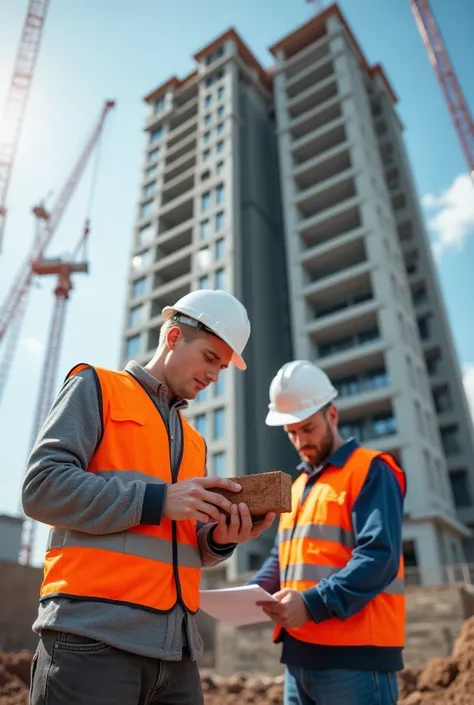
19, 227, 89, 565
0, 0, 51, 254
409, 0, 474, 180
0, 99, 115, 409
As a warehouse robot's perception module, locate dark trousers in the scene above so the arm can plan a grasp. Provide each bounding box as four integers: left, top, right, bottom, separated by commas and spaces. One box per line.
29, 631, 204, 705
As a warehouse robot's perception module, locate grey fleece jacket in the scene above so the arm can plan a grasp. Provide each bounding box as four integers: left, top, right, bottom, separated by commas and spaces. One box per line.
21, 360, 236, 661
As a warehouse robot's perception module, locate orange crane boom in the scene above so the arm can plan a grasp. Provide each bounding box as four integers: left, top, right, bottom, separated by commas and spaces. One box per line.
0, 99, 115, 349
409, 0, 474, 178
0, 0, 51, 254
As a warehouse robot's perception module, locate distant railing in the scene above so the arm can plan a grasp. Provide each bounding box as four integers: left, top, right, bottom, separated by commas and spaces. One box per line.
404, 562, 474, 587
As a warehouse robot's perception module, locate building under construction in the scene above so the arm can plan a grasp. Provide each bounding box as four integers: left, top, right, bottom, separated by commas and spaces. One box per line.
121, 4, 474, 583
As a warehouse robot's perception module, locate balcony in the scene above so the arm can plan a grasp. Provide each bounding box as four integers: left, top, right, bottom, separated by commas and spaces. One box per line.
165, 133, 196, 167
157, 219, 193, 253
167, 114, 198, 150
293, 121, 346, 166
168, 95, 198, 132
158, 193, 193, 230
339, 401, 398, 446
307, 288, 378, 339
161, 169, 195, 206
290, 98, 342, 142
153, 246, 192, 287
297, 171, 357, 221
287, 77, 339, 121
305, 266, 372, 311
299, 200, 361, 249
149, 276, 191, 318
301, 231, 367, 284
335, 370, 393, 417
284, 35, 331, 80
286, 57, 335, 99
294, 143, 351, 191
163, 150, 196, 184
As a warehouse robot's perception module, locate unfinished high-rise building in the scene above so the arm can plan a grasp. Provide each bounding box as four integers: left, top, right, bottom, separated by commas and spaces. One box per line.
121, 5, 474, 583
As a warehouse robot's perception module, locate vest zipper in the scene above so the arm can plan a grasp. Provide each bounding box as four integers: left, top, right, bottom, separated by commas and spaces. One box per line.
170, 411, 185, 609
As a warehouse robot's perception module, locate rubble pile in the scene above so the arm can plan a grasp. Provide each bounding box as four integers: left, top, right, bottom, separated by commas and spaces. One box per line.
0, 650, 31, 705
2, 617, 474, 704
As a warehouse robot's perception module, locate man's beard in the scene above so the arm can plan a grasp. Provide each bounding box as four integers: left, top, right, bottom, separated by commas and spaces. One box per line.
300, 424, 334, 467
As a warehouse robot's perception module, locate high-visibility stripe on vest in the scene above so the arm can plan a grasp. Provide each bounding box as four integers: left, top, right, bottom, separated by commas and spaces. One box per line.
276, 446, 406, 647
39, 363, 206, 614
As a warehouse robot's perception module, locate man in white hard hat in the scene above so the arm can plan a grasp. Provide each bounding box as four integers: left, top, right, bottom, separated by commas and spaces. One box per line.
249, 360, 407, 705
22, 289, 275, 705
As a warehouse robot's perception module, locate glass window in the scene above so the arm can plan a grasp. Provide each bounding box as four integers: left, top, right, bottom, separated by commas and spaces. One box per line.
216, 140, 224, 154
450, 470, 472, 508
138, 223, 153, 247
197, 386, 208, 402
214, 370, 226, 397
441, 427, 461, 456
148, 147, 160, 161
216, 123, 224, 136
200, 220, 210, 240
140, 200, 153, 218
216, 212, 224, 231
132, 250, 151, 272
216, 184, 224, 205
150, 127, 163, 144
128, 305, 143, 328
205, 46, 224, 66
215, 238, 224, 259
217, 105, 224, 118
145, 164, 158, 178
154, 96, 165, 114
195, 413, 207, 438
199, 274, 210, 289
204, 114, 212, 125
213, 407, 225, 439
201, 192, 211, 212
203, 131, 211, 144
204, 94, 212, 109
131, 277, 146, 299
212, 451, 226, 477
217, 86, 225, 101
372, 415, 397, 437
216, 161, 224, 175
143, 181, 156, 198
196, 246, 211, 270
202, 149, 211, 162
215, 268, 225, 289
125, 334, 141, 358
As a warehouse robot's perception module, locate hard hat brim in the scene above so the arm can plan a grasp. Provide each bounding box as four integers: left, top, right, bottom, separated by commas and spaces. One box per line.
265, 393, 337, 427
162, 305, 247, 371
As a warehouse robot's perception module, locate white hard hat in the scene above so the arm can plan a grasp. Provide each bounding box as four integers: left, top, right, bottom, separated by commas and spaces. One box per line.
266, 360, 338, 426
162, 289, 251, 370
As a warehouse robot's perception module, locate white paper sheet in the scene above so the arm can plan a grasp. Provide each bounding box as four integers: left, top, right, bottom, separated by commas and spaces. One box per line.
199, 584, 278, 627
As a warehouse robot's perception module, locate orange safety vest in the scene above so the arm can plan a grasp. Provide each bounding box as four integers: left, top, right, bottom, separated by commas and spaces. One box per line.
276, 446, 406, 647
40, 363, 206, 614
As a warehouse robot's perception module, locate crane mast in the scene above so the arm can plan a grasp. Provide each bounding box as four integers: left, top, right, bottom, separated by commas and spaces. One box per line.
0, 0, 51, 253
409, 0, 474, 179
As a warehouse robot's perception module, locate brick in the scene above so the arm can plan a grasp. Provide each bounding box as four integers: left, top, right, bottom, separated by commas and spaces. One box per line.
213, 471, 292, 518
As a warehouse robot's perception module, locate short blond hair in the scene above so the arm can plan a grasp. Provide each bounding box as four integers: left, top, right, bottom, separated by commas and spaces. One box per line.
158, 318, 206, 347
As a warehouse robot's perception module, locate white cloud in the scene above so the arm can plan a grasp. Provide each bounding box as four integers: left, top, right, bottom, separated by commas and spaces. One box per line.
422, 173, 474, 258
464, 364, 474, 423
21, 337, 44, 356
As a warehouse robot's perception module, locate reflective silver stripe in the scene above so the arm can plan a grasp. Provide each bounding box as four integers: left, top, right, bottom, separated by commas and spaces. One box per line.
92, 470, 166, 484
282, 562, 405, 595
47, 528, 201, 569
279, 524, 355, 549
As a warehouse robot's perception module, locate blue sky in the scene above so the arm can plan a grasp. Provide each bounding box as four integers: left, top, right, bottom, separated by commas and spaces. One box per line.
0, 0, 473, 565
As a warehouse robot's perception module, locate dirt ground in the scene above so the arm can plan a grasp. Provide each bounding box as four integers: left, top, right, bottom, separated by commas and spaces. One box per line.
2, 617, 474, 704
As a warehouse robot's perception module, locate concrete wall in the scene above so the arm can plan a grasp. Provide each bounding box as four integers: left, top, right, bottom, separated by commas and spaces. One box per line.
0, 561, 43, 652
212, 583, 474, 675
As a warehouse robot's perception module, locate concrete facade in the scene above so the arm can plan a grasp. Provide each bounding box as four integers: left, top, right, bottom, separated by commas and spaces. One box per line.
120, 32, 296, 576
269, 8, 472, 585
122, 6, 474, 583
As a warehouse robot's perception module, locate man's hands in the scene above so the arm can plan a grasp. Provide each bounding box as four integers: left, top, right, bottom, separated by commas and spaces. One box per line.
212, 503, 276, 545
257, 588, 311, 629
163, 477, 242, 523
